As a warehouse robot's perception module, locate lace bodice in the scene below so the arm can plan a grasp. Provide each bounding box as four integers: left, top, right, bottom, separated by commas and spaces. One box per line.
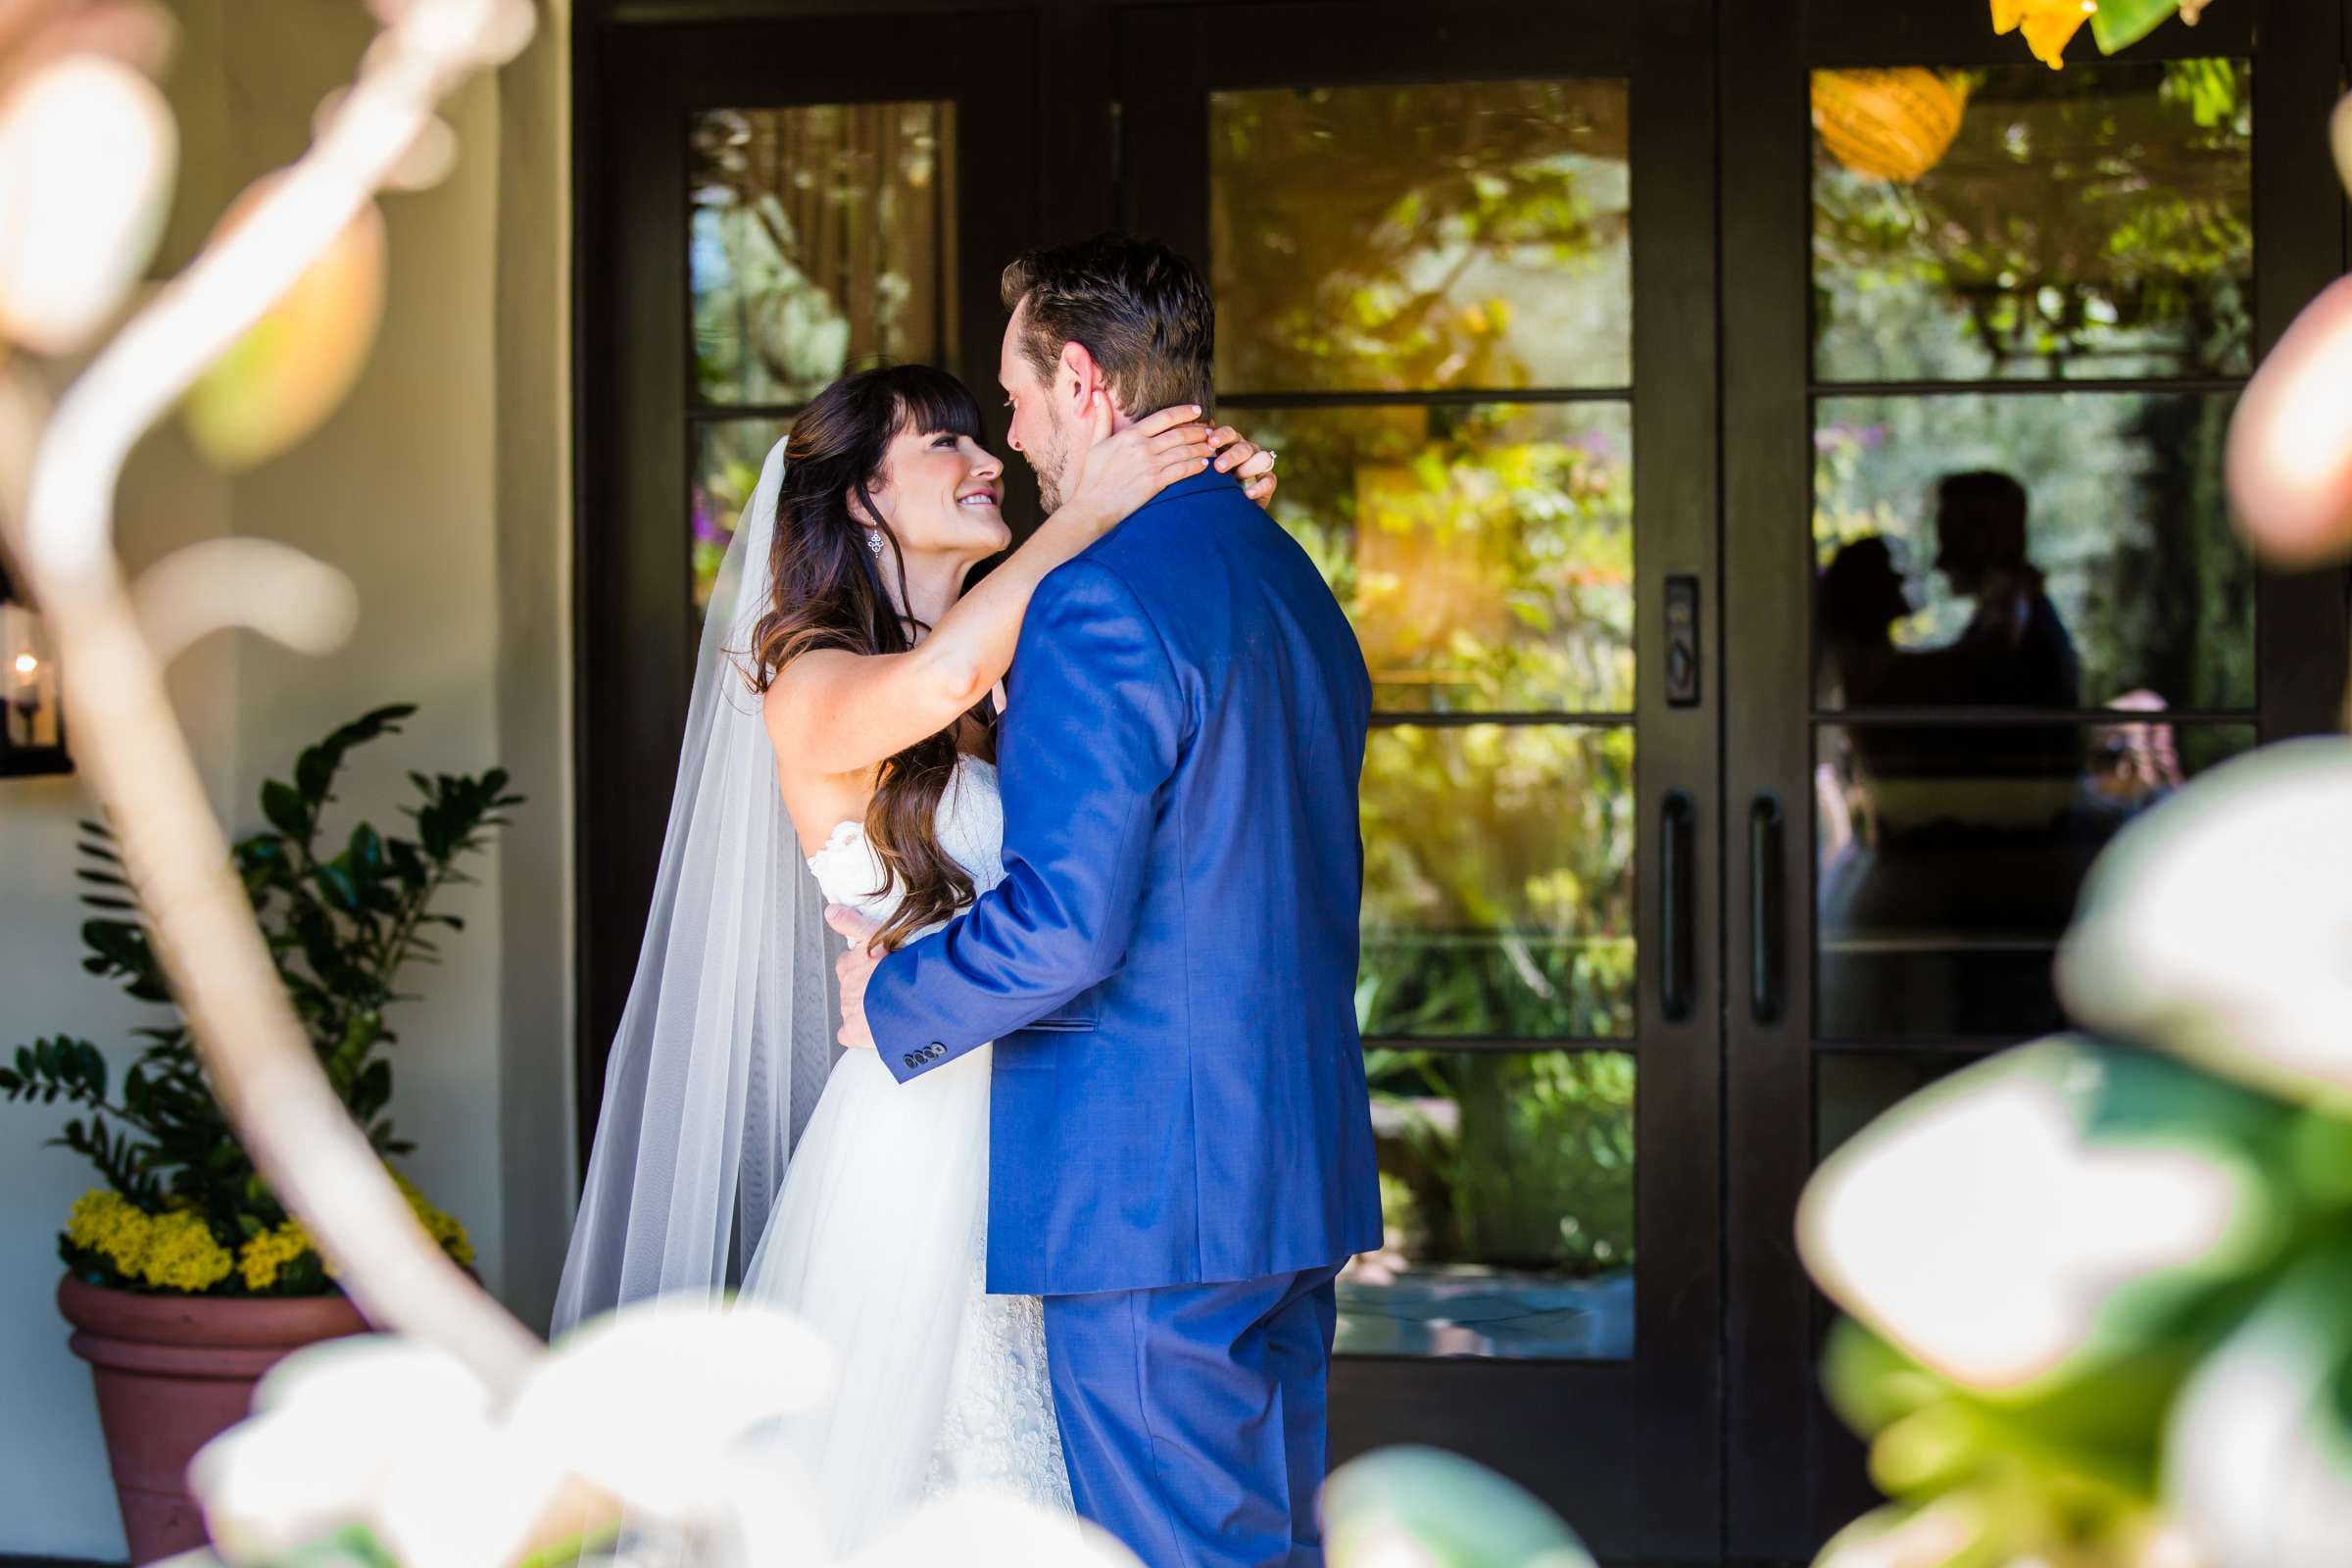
805, 754, 1007, 923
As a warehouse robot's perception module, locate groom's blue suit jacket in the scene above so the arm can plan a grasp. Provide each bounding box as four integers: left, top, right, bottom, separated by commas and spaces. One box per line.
865, 466, 1383, 1297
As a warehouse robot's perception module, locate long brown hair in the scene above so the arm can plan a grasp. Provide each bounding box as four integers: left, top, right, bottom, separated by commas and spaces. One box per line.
746, 365, 993, 952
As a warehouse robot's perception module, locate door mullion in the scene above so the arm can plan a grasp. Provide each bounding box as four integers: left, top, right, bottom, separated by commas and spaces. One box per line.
1717, 0, 1817, 1558
1626, 4, 1726, 1561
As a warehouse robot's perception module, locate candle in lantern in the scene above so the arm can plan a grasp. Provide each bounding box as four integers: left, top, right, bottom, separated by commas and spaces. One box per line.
1, 589, 63, 755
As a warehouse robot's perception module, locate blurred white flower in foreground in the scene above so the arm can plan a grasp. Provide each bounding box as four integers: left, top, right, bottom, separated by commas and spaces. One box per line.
2060, 738, 2352, 1106
0, 52, 176, 354
188, 1298, 1148, 1567
194, 1300, 838, 1565
514, 1299, 833, 1526
1798, 1040, 2278, 1394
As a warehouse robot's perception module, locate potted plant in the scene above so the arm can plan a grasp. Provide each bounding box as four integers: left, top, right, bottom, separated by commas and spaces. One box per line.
1, 704, 520, 1563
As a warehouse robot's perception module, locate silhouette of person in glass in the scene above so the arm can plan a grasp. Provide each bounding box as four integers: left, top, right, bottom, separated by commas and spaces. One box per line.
1818, 474, 2082, 713
1816, 534, 1955, 710
1814, 537, 1960, 926
1932, 470, 2081, 711
1813, 476, 2087, 1038
1814, 537, 1947, 935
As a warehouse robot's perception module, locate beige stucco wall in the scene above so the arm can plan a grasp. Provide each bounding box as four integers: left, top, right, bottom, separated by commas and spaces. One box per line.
0, 3, 572, 1557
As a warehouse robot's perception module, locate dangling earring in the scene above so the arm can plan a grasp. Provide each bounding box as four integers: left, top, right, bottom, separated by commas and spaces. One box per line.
866, 527, 885, 557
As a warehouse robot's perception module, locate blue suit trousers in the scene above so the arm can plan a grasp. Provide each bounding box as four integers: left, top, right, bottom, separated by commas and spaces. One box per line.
1043, 1264, 1344, 1568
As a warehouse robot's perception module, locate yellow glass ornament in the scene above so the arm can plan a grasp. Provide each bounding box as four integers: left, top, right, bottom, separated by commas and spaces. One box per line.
1811, 70, 1971, 184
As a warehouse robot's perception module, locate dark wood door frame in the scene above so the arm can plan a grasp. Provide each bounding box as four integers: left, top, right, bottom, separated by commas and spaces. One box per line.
573, 2, 2352, 1561
573, 9, 1044, 1170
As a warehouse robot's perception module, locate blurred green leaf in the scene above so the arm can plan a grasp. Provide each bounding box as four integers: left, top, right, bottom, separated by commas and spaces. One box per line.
261, 778, 311, 842
1325, 1446, 1595, 1568
2091, 0, 2192, 55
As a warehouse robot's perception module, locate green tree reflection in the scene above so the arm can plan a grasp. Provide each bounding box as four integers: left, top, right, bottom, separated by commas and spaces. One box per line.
1213, 82, 1639, 1282
1810, 59, 2256, 713
1812, 59, 2252, 381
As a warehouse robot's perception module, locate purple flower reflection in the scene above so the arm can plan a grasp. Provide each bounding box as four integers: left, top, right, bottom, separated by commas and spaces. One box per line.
1813, 422, 1890, 453
691, 489, 734, 546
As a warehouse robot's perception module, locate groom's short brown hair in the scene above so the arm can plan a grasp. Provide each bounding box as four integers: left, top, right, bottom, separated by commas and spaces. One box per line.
1002, 234, 1215, 418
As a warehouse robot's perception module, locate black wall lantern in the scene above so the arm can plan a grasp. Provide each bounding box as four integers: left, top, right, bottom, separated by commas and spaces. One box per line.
0, 556, 70, 778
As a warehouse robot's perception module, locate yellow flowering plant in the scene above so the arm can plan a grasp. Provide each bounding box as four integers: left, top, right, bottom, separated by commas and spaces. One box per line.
3, 705, 514, 1296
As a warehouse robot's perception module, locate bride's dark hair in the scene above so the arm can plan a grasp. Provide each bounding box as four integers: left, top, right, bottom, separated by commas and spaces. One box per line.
746, 364, 992, 953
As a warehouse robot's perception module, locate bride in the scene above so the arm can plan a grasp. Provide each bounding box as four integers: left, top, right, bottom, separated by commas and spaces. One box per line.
551, 363, 1276, 1552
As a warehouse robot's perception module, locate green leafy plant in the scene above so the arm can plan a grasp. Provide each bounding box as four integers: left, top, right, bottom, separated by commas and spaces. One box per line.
0, 705, 517, 1295
1367, 1047, 1635, 1278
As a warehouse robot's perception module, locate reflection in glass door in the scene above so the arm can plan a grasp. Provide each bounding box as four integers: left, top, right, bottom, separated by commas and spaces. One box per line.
687, 101, 957, 612
1809, 58, 2260, 1045
1724, 4, 2344, 1555
1123, 6, 1724, 1557
1206, 76, 1641, 1362
1803, 61, 2262, 1531
1808, 54, 2262, 1164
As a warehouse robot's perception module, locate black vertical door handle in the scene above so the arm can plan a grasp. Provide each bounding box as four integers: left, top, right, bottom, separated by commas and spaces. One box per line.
1661, 791, 1695, 1023
1750, 793, 1786, 1024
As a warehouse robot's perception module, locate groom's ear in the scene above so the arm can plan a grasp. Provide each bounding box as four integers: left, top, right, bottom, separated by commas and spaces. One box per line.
1057, 340, 1114, 425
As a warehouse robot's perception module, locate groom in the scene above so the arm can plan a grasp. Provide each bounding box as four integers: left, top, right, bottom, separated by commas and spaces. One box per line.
827, 233, 1381, 1567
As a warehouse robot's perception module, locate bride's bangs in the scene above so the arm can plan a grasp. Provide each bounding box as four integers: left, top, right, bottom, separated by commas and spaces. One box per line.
888, 365, 986, 447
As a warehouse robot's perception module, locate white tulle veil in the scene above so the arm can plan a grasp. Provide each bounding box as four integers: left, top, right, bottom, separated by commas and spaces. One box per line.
552, 438, 838, 1334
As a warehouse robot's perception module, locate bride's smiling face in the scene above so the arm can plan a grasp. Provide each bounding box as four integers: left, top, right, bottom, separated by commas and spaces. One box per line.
860, 423, 1010, 564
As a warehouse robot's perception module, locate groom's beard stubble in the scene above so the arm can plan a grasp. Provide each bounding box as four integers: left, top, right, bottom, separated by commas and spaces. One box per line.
1031, 418, 1073, 514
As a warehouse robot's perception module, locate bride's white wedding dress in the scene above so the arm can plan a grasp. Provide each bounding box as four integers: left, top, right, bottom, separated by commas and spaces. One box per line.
739, 754, 1074, 1553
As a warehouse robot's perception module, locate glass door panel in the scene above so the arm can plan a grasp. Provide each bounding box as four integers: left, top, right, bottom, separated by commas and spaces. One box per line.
1349, 1047, 1636, 1359
691, 416, 792, 609
1360, 722, 1637, 1042
1126, 4, 1722, 1558
1814, 718, 2257, 1038
1803, 53, 2264, 1541
1250, 401, 1635, 714
1204, 72, 1642, 1364
581, 15, 1037, 1194
686, 100, 956, 620
691, 102, 956, 407
1814, 389, 2253, 710
1806, 55, 2259, 1047
1810, 60, 2253, 383
1211, 79, 1633, 394
1722, 1, 2341, 1555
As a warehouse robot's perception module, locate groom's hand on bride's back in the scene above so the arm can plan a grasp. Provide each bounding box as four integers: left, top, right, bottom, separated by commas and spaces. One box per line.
824, 904, 883, 1051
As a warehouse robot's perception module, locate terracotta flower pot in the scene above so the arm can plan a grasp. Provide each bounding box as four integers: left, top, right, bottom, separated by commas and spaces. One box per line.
57, 1274, 368, 1564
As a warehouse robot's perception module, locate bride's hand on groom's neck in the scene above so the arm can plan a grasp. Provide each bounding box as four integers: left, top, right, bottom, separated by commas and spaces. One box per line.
1057, 397, 1213, 532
